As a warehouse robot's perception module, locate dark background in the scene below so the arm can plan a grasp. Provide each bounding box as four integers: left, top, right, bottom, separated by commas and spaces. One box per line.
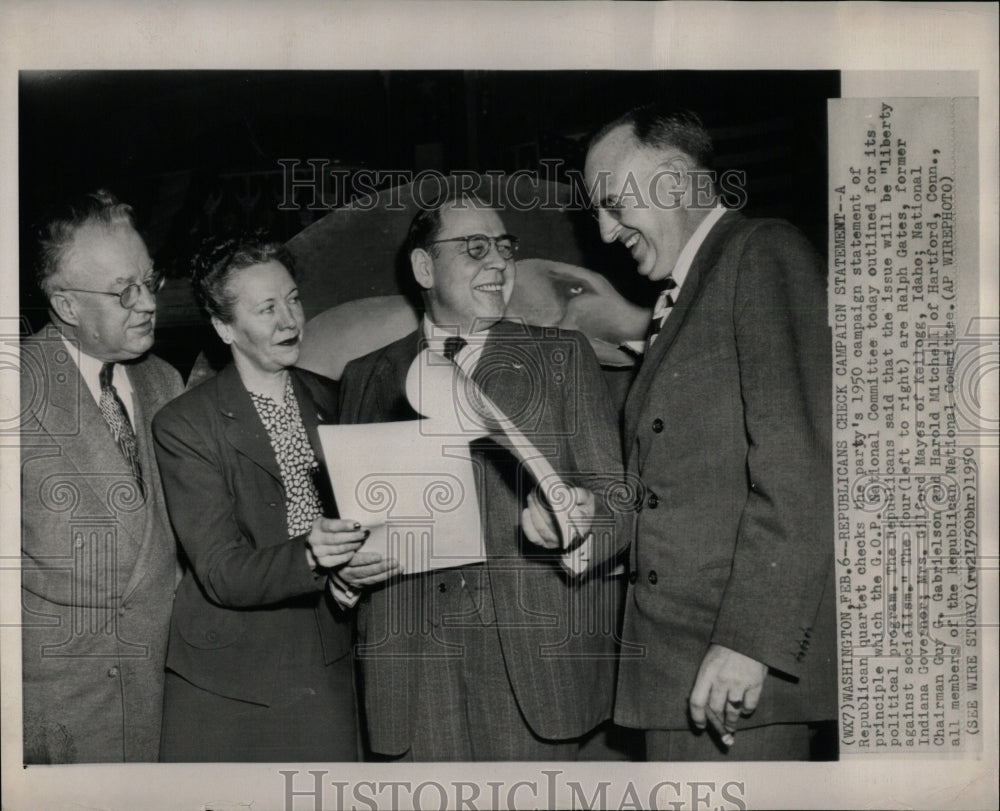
19, 70, 839, 377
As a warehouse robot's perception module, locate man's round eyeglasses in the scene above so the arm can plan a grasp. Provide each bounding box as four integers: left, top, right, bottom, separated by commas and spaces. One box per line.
58, 272, 165, 309
428, 234, 519, 261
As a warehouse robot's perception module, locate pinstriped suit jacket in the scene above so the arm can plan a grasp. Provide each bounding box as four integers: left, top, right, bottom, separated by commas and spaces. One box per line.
339, 320, 629, 754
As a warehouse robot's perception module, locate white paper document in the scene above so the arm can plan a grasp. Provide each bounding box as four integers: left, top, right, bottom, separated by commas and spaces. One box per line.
319, 348, 590, 574
318, 419, 487, 575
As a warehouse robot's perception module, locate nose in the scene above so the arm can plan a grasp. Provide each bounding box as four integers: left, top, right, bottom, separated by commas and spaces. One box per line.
482, 241, 510, 270
133, 280, 157, 313
596, 209, 620, 244
276, 302, 299, 330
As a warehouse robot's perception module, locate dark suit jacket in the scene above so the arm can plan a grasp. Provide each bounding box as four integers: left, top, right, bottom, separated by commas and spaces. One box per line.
151, 363, 351, 707
339, 320, 628, 753
615, 211, 838, 731
20, 325, 183, 763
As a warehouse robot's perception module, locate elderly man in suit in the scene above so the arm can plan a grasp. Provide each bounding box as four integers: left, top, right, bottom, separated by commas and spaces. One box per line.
20, 189, 183, 763
338, 193, 628, 761
584, 104, 837, 760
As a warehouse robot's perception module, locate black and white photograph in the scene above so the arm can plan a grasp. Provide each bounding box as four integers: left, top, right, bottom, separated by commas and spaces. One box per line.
1, 3, 996, 810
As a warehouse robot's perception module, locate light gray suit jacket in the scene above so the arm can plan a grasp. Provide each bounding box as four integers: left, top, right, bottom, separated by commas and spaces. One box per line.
20, 324, 183, 763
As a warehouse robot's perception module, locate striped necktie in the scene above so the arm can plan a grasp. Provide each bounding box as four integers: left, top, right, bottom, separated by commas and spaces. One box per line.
647, 276, 678, 347
99, 362, 144, 495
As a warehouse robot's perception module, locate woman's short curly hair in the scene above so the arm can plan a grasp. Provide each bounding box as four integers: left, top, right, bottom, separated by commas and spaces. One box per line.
190, 235, 296, 324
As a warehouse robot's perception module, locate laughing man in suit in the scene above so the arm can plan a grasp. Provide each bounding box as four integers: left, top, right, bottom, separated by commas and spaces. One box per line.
584, 105, 837, 760
338, 193, 629, 761
20, 190, 183, 763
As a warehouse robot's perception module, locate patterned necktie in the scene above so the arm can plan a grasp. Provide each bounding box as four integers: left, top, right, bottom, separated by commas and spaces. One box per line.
443, 335, 467, 362
99, 362, 144, 493
646, 276, 678, 347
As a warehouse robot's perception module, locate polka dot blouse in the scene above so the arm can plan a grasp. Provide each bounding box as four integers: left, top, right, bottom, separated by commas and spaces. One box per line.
249, 376, 323, 539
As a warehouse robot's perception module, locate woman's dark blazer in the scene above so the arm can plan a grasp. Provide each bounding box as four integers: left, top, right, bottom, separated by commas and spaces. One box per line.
152, 363, 351, 706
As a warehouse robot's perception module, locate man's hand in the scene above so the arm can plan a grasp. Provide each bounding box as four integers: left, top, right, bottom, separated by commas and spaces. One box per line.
521, 486, 595, 549
338, 550, 401, 587
305, 517, 367, 570
689, 643, 768, 747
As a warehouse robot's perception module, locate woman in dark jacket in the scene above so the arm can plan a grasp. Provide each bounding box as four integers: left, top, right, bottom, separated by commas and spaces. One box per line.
153, 238, 375, 761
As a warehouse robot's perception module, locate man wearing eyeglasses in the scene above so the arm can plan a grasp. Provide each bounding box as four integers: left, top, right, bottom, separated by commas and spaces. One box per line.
20, 189, 183, 763
583, 105, 837, 761
338, 192, 628, 760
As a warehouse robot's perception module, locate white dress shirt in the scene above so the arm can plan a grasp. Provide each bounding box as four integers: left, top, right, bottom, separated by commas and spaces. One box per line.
624, 202, 729, 355
60, 333, 136, 423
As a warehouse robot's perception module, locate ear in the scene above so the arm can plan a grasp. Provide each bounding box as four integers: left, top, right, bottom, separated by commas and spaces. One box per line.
411, 248, 435, 291
49, 290, 81, 328
211, 315, 234, 345
651, 155, 692, 208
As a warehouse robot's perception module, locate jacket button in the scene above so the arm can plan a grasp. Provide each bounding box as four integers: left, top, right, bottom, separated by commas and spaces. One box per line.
438, 582, 447, 593
648, 570, 658, 585
629, 570, 638, 585
108, 666, 119, 677
652, 418, 664, 433
647, 493, 659, 509
268, 501, 278, 509
205, 630, 218, 643
118, 605, 126, 616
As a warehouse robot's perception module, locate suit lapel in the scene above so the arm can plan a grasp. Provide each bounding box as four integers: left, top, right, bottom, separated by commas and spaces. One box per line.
27, 330, 151, 601
29, 330, 141, 508
623, 211, 743, 453
30, 329, 134, 481
118, 362, 158, 602
375, 331, 423, 421
472, 320, 527, 411
216, 364, 283, 484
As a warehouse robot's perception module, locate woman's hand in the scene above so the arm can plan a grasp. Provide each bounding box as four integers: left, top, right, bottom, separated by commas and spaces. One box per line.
305, 517, 367, 570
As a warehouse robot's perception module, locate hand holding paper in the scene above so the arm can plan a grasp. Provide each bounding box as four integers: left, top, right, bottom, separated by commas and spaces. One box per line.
319, 348, 596, 577
521, 487, 595, 550
408, 348, 588, 553
305, 517, 367, 569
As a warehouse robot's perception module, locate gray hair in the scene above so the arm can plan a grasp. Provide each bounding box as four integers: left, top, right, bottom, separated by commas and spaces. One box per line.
35, 189, 137, 297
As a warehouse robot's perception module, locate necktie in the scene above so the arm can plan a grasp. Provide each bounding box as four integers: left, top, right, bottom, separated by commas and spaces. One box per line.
99, 363, 144, 493
443, 335, 467, 362
646, 276, 678, 347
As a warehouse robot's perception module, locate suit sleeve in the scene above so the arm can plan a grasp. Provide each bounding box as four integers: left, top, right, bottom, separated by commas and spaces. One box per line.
557, 330, 631, 568
711, 223, 834, 679
152, 402, 326, 609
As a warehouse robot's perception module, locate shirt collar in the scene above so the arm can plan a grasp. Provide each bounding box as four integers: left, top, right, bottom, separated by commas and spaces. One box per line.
420, 316, 489, 372
670, 203, 728, 289
58, 331, 135, 415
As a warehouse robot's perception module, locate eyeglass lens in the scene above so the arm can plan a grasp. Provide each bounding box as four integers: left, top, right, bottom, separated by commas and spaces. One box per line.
120, 273, 164, 307
467, 236, 516, 260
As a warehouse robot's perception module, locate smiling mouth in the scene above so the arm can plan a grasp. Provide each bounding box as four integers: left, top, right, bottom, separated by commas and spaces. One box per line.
474, 282, 505, 293
276, 335, 300, 347
623, 233, 641, 252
